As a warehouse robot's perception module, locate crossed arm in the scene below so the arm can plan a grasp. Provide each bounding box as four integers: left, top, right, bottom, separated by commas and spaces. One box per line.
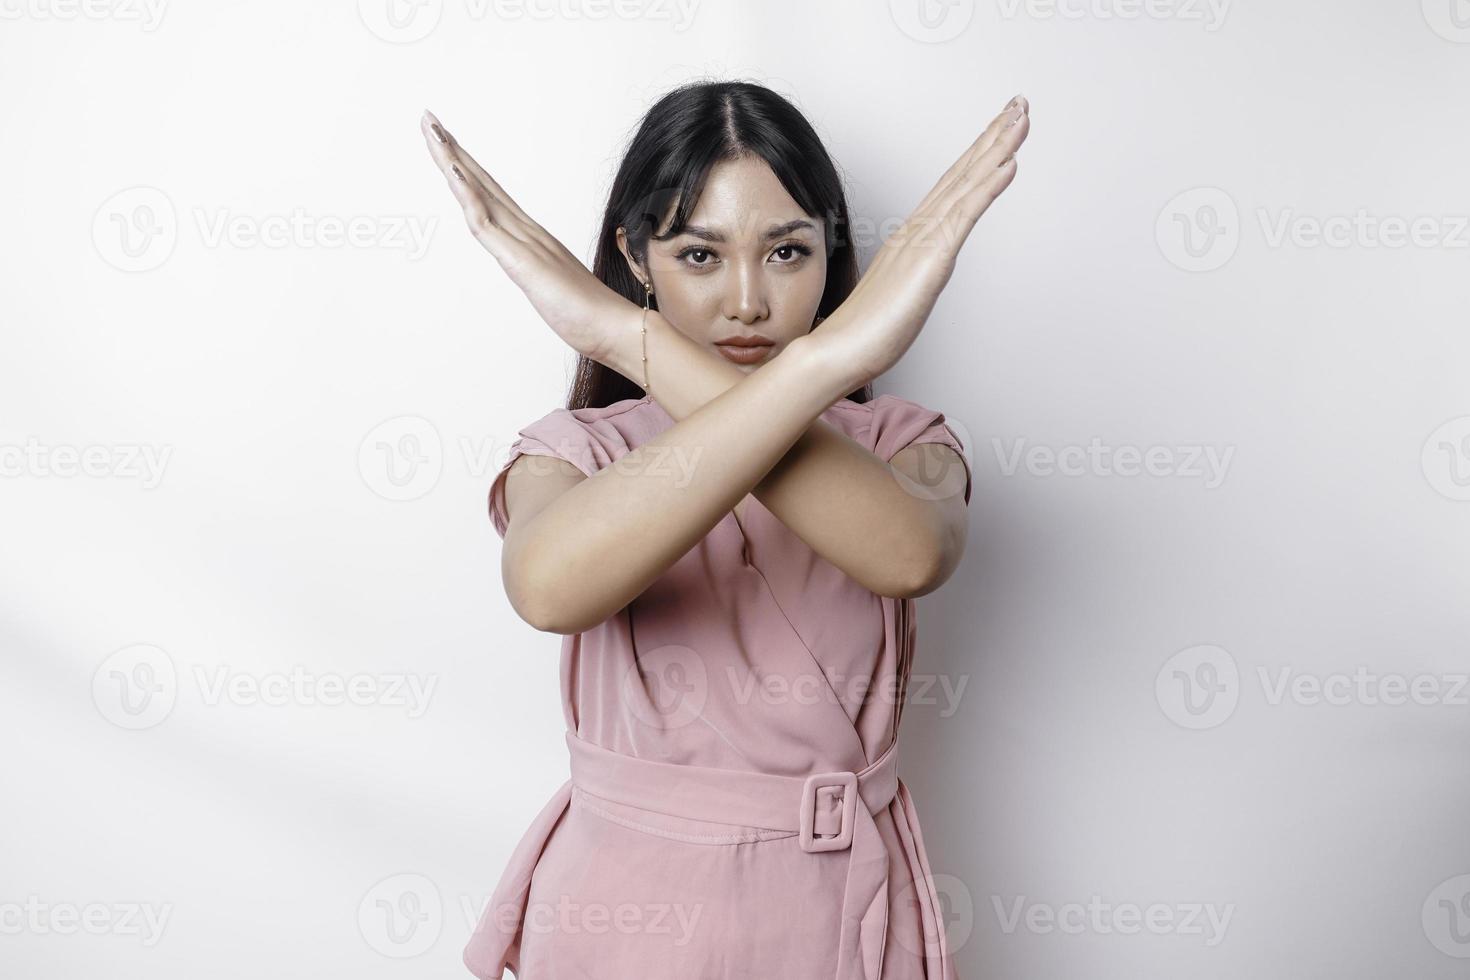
499, 314, 970, 633
420, 98, 1027, 633
608, 311, 970, 594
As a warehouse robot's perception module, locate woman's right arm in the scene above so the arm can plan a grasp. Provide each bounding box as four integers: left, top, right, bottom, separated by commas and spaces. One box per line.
500, 330, 847, 634
419, 104, 1020, 630
416, 111, 857, 632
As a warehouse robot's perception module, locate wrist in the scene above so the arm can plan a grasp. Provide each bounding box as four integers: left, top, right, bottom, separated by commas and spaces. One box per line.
780, 332, 866, 404
598, 304, 656, 389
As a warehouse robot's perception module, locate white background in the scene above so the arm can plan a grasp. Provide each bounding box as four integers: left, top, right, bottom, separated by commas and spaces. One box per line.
3, 0, 1470, 977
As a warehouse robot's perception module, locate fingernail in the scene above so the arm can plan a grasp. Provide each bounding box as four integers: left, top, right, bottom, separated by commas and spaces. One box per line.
997, 154, 1014, 168
451, 164, 466, 181
431, 122, 449, 144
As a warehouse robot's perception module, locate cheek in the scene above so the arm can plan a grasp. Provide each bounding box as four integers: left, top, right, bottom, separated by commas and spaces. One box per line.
656, 276, 722, 313
649, 279, 720, 342
779, 266, 827, 316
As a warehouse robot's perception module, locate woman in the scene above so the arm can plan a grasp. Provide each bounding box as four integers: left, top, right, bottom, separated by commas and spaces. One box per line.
421, 80, 1028, 979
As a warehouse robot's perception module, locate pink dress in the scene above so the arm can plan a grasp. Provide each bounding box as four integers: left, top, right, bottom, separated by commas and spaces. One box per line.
465, 392, 972, 980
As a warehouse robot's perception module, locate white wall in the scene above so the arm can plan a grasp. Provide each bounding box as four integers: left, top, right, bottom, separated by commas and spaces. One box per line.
3, 1, 1468, 977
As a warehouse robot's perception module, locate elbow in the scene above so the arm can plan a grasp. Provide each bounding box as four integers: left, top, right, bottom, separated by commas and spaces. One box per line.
910, 567, 957, 598
503, 552, 574, 635
507, 575, 582, 635
511, 590, 583, 635
504, 557, 606, 636
865, 552, 941, 600
889, 530, 965, 599
890, 556, 946, 600
516, 598, 575, 635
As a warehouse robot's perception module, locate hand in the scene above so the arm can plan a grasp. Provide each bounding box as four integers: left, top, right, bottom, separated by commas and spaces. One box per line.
419, 109, 639, 365
810, 95, 1030, 390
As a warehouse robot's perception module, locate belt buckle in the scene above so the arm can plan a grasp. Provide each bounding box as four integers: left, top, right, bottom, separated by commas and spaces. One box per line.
798, 770, 858, 853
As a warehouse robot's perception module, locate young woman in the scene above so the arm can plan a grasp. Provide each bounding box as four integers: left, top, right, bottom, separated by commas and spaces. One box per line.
422, 80, 1028, 979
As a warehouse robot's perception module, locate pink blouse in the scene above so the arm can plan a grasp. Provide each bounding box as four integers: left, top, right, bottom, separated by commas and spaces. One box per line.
465, 392, 971, 979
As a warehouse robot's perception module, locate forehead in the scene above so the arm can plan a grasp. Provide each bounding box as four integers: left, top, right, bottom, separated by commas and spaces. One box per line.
674, 156, 810, 237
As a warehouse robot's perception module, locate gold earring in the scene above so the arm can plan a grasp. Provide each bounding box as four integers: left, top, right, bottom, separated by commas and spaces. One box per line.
639, 279, 653, 394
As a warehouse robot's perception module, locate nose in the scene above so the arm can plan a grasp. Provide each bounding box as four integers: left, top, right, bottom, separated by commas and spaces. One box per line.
720, 260, 769, 324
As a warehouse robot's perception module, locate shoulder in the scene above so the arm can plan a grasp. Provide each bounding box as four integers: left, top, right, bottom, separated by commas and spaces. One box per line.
563, 395, 653, 425
489, 396, 655, 538
525, 394, 650, 434
829, 393, 972, 505
508, 396, 659, 477
824, 393, 959, 459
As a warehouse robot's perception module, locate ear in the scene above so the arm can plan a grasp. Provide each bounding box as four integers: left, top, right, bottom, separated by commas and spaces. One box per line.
614, 227, 646, 286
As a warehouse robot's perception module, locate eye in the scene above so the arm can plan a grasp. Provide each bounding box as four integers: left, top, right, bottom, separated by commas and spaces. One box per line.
772, 242, 814, 264
675, 246, 716, 267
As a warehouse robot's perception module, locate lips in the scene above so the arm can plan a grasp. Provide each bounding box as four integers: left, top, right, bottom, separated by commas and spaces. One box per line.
715, 339, 774, 365
713, 335, 775, 347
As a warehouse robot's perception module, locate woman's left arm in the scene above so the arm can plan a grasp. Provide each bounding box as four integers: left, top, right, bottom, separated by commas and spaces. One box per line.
422, 100, 1020, 597
589, 89, 1034, 597
592, 91, 1031, 596
609, 309, 969, 599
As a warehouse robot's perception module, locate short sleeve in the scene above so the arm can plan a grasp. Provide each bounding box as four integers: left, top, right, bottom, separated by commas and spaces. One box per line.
488, 409, 608, 539
867, 394, 972, 506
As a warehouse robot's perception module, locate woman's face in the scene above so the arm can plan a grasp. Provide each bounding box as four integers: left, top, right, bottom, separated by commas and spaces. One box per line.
618, 156, 828, 372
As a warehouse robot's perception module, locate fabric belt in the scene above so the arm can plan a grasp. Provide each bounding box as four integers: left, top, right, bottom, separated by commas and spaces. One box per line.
565, 730, 951, 980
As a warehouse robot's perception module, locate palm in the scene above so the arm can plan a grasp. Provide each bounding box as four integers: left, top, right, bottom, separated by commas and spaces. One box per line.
814, 96, 1030, 389
419, 110, 633, 364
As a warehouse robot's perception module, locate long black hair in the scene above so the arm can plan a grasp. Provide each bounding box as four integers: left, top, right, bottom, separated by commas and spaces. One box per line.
568, 79, 872, 410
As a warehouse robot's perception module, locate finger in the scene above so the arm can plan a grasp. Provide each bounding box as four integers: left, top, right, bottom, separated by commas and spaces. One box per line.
421, 110, 551, 251
457, 149, 585, 263
947, 148, 1020, 241
930, 108, 1028, 221
421, 113, 533, 262
952, 96, 1025, 176
899, 114, 1026, 257
913, 95, 1028, 216
420, 111, 526, 242
423, 110, 538, 227
938, 102, 1027, 205
420, 111, 585, 265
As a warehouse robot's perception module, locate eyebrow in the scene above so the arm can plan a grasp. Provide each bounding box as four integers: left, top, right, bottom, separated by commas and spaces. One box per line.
677, 219, 818, 243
